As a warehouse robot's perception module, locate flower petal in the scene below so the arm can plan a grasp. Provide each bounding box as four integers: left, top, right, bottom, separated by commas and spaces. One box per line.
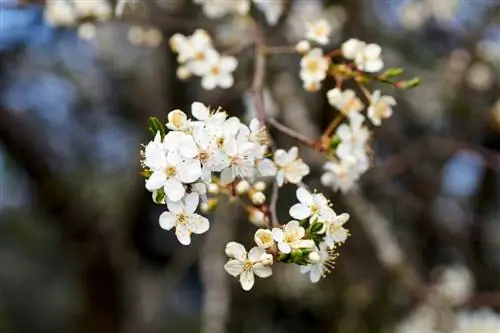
309, 264, 322, 283
289, 203, 312, 220
219, 167, 235, 184
296, 187, 313, 205
248, 247, 265, 262
239, 269, 255, 291
175, 225, 191, 245
277, 242, 291, 254
189, 215, 209, 234
191, 102, 209, 120
178, 159, 202, 184
159, 211, 176, 230
184, 192, 200, 213
271, 228, 284, 242
253, 263, 272, 278
225, 242, 247, 261
224, 259, 243, 277
145, 170, 167, 191
165, 178, 185, 202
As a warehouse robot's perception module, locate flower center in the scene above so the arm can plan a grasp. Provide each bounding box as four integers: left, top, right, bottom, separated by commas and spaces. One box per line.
216, 137, 225, 148
306, 60, 319, 73
210, 65, 221, 76
198, 151, 209, 162
177, 213, 188, 225
243, 260, 253, 271
314, 25, 327, 36
195, 51, 205, 61
164, 166, 177, 177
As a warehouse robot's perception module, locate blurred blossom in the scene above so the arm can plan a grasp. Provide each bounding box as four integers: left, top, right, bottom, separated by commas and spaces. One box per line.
396, 305, 438, 333
215, 16, 253, 47
424, 0, 461, 24
466, 62, 495, 91
77, 23, 97, 41
286, 0, 324, 41
433, 265, 474, 306
477, 40, 500, 67
398, 1, 428, 31
442, 150, 485, 198
453, 309, 500, 333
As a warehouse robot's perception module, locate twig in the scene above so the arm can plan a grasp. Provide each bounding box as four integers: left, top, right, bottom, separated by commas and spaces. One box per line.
265, 46, 297, 54
251, 22, 267, 127
269, 181, 280, 227
322, 113, 345, 138
222, 40, 255, 56
267, 118, 319, 149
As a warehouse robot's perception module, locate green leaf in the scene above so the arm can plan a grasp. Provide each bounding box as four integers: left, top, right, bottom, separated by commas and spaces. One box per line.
148, 117, 166, 138
381, 67, 404, 79
397, 77, 421, 90
153, 188, 166, 204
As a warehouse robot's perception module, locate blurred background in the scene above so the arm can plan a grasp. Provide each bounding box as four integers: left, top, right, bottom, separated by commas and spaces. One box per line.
1, 0, 500, 332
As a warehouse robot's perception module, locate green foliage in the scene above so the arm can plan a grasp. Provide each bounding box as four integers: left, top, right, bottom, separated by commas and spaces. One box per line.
148, 116, 166, 138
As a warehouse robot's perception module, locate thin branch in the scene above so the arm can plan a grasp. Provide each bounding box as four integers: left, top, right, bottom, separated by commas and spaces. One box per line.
269, 181, 280, 228
267, 118, 319, 149
322, 113, 345, 138
265, 46, 297, 54
251, 22, 267, 127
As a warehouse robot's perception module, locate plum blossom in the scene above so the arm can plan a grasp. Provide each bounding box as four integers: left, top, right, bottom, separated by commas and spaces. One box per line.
323, 212, 350, 248
200, 50, 238, 90
305, 20, 332, 45
341, 38, 366, 60
355, 43, 384, 73
272, 220, 315, 254
289, 187, 330, 221
367, 90, 397, 126
335, 113, 370, 161
194, 0, 250, 19
321, 157, 364, 193
224, 242, 273, 290
159, 193, 209, 245
327, 88, 365, 116
254, 229, 274, 249
300, 242, 337, 283
258, 147, 310, 187
300, 48, 330, 92
253, 0, 284, 26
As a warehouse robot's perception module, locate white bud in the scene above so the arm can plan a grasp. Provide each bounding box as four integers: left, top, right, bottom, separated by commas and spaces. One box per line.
295, 40, 311, 54
235, 180, 250, 194
253, 181, 266, 192
249, 208, 267, 227
254, 229, 274, 249
207, 183, 219, 194
176, 66, 191, 80
77, 22, 96, 40
308, 251, 321, 264
128, 26, 144, 45
200, 202, 210, 212
251, 191, 266, 205
260, 253, 273, 267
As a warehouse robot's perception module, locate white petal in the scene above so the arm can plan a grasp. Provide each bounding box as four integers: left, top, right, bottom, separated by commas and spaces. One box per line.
178, 136, 198, 158
220, 56, 237, 72
165, 178, 185, 202
240, 269, 255, 291
175, 225, 191, 245
289, 203, 312, 220
277, 242, 291, 254
300, 264, 312, 274
248, 247, 265, 262
257, 158, 277, 177
253, 263, 272, 278
166, 199, 183, 214
219, 167, 235, 184
184, 193, 199, 213
145, 171, 167, 191
177, 159, 202, 183
225, 242, 247, 261
271, 228, 284, 243
276, 171, 285, 187
273, 149, 289, 166
191, 102, 209, 120
189, 215, 209, 234
224, 259, 243, 277
309, 265, 322, 283
296, 187, 313, 205
201, 75, 217, 90
159, 211, 176, 230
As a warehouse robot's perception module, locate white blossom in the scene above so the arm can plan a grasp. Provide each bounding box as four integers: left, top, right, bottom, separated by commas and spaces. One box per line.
194, 0, 250, 18
289, 187, 330, 221
354, 43, 384, 73
323, 212, 350, 248
272, 220, 315, 254
321, 157, 364, 193
224, 242, 273, 291
199, 50, 238, 90
300, 242, 337, 283
367, 90, 397, 126
453, 309, 500, 333
295, 40, 311, 54
299, 48, 330, 92
254, 229, 274, 249
251, 191, 266, 205
335, 112, 370, 161
159, 193, 209, 245
305, 20, 332, 45
253, 0, 284, 26
327, 88, 365, 116
341, 38, 366, 60
258, 147, 310, 187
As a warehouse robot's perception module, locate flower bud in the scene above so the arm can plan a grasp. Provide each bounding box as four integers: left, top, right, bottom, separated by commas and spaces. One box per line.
176, 66, 191, 80
207, 183, 219, 194
248, 208, 267, 227
200, 198, 218, 213
235, 180, 250, 195
251, 191, 266, 205
308, 251, 321, 264
253, 181, 266, 192
254, 229, 274, 249
295, 40, 311, 54
260, 253, 273, 267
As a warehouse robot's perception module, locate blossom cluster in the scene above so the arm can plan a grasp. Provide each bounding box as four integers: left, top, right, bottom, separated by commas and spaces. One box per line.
44, 0, 111, 27
169, 30, 238, 90
224, 187, 350, 290
141, 102, 271, 244
194, 0, 285, 26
